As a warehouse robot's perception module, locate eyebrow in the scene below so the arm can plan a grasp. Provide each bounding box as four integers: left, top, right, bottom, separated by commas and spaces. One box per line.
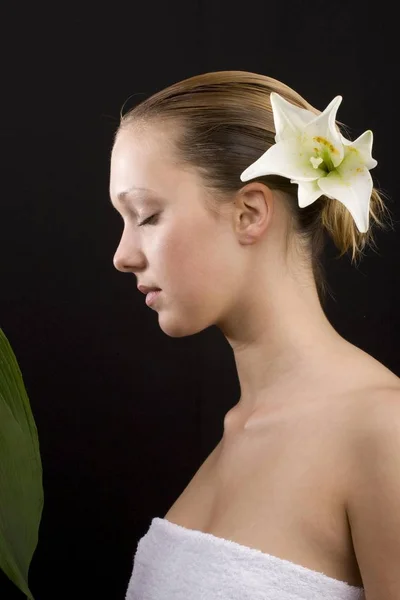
115, 186, 163, 205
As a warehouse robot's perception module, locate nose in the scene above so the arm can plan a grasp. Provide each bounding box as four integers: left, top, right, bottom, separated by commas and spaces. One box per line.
113, 247, 131, 272
113, 230, 143, 273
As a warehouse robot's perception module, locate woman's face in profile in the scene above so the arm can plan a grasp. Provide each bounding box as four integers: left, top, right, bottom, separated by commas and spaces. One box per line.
109, 124, 241, 337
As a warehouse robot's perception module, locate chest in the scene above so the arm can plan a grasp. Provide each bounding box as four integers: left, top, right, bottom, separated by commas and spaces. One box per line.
164, 408, 363, 587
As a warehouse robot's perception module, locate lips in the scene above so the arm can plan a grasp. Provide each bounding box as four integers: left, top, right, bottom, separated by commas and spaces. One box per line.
145, 289, 161, 307
138, 285, 161, 294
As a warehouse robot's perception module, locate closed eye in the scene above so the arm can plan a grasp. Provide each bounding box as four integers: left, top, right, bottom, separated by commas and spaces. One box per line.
138, 214, 159, 227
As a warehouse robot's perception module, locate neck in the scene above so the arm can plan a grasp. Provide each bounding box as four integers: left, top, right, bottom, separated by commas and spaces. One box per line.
216, 268, 347, 425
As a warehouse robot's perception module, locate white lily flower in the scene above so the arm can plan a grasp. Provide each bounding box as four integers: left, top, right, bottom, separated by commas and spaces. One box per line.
240, 93, 377, 233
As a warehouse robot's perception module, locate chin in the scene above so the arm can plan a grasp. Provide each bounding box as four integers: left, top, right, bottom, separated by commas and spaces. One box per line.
158, 311, 214, 338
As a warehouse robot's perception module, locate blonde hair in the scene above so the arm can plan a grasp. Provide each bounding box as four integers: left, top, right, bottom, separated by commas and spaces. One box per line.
117, 70, 394, 305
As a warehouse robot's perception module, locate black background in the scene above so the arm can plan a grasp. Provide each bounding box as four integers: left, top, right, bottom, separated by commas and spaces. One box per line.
1, 2, 398, 599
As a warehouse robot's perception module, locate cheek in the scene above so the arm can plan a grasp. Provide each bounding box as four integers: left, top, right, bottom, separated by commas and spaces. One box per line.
158, 222, 235, 298
159, 227, 208, 292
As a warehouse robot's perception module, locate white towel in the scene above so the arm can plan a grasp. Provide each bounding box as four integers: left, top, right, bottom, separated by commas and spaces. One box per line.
126, 517, 365, 600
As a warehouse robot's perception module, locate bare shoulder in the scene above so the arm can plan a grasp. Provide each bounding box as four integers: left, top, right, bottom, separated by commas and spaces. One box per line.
341, 371, 400, 450
344, 377, 400, 474
335, 341, 400, 425
344, 380, 400, 598
348, 379, 400, 428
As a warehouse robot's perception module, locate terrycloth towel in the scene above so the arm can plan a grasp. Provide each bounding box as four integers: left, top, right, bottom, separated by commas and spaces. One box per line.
125, 517, 365, 600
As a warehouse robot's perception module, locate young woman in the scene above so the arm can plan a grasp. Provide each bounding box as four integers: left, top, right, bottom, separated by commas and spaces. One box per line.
109, 70, 400, 600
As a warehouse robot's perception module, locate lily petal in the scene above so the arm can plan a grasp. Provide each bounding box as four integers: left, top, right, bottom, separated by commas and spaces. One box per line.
317, 167, 372, 232
341, 130, 377, 170
240, 137, 324, 182
305, 96, 344, 167
294, 179, 325, 208
270, 92, 316, 143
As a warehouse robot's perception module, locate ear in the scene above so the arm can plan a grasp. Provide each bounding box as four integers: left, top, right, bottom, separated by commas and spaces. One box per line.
233, 183, 274, 244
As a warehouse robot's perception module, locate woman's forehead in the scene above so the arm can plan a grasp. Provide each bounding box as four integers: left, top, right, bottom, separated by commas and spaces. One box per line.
111, 123, 207, 190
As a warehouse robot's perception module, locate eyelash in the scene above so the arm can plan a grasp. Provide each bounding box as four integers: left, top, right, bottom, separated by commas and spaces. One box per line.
138, 214, 158, 227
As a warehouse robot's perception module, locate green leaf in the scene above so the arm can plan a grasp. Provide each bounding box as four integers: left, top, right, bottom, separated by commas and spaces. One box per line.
0, 328, 44, 599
